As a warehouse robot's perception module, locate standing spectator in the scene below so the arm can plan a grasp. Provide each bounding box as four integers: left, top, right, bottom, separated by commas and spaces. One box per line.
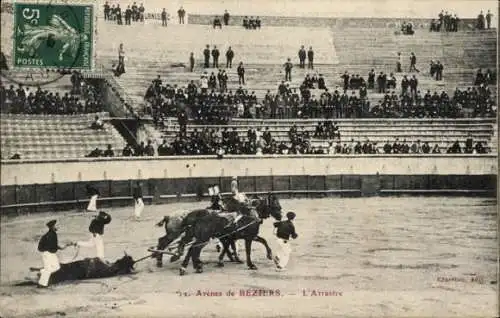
178, 6, 186, 24
436, 61, 443, 80
211, 46, 220, 68
138, 3, 145, 22
116, 5, 122, 25
477, 11, 485, 30
409, 52, 419, 72
189, 52, 195, 72
368, 69, 375, 89
307, 47, 314, 69
161, 8, 168, 27
226, 46, 234, 68
104, 2, 110, 20
284, 58, 293, 82
486, 10, 493, 29
0, 51, 8, 70
118, 43, 125, 65
124, 6, 132, 25
203, 45, 210, 68
409, 75, 418, 98
237, 62, 245, 85
396, 52, 402, 72
133, 181, 144, 220
223, 10, 230, 25
401, 75, 409, 95
298, 46, 306, 69
377, 72, 386, 93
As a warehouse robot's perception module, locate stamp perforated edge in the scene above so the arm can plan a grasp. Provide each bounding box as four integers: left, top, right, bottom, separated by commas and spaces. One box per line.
9, 0, 98, 72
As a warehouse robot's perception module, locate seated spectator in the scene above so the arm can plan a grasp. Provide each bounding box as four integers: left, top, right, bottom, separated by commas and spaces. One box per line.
383, 141, 392, 154
103, 144, 115, 157
255, 17, 261, 29
86, 147, 102, 157
10, 153, 21, 160
431, 144, 441, 153
447, 140, 462, 153
387, 73, 397, 89
474, 141, 486, 154
421, 142, 431, 153
90, 116, 104, 130
213, 16, 222, 29
122, 144, 135, 156
243, 16, 249, 29
410, 140, 422, 153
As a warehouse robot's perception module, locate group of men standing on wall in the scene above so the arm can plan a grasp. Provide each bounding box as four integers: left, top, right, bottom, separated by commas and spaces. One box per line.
103, 1, 146, 25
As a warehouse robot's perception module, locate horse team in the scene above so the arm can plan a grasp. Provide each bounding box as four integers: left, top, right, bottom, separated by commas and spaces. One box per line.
33, 179, 299, 288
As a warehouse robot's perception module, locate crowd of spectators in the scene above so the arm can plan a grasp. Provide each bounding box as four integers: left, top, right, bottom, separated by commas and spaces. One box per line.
103, 1, 146, 24
0, 73, 104, 114
477, 10, 494, 30
112, 131, 490, 157
474, 69, 496, 86
243, 16, 262, 29
400, 22, 415, 35
430, 11, 460, 32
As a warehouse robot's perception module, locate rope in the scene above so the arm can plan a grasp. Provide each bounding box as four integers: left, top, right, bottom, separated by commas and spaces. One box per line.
180, 218, 261, 250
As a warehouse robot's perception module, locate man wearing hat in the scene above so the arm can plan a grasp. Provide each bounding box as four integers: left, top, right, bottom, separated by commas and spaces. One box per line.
273, 211, 299, 270
37, 220, 72, 287
76, 211, 112, 260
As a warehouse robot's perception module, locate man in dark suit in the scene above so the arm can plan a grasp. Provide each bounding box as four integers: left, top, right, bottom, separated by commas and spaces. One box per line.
211, 46, 220, 68
284, 58, 293, 81
298, 46, 306, 69
226, 47, 234, 68
223, 10, 230, 25
203, 45, 210, 68
307, 47, 314, 69
237, 62, 245, 85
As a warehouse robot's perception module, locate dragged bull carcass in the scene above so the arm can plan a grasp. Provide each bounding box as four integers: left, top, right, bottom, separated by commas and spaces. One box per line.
23, 254, 135, 286
151, 193, 283, 269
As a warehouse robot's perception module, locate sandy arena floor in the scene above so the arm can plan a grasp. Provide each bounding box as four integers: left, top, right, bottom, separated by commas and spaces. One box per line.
0, 197, 498, 318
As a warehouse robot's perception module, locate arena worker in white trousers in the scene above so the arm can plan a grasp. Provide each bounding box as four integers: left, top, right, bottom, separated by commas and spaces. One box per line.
37, 220, 71, 287
273, 212, 299, 270
86, 185, 100, 212
133, 182, 144, 220
76, 211, 112, 260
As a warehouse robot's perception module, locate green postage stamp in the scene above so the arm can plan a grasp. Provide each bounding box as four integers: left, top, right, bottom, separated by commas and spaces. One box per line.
13, 1, 95, 70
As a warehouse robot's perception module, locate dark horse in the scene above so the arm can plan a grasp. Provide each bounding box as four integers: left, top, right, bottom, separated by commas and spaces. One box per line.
179, 193, 282, 275
154, 193, 282, 268
28, 255, 135, 285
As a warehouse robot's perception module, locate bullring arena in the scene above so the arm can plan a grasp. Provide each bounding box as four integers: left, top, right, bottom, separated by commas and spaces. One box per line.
0, 0, 498, 317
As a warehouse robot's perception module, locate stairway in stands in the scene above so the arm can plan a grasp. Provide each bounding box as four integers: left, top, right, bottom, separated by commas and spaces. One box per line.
0, 113, 127, 159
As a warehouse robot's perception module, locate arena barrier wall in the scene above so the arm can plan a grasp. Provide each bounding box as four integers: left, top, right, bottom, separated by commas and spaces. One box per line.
0, 155, 496, 214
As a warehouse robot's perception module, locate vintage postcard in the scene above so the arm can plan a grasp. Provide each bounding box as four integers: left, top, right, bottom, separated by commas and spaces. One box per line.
0, 0, 498, 317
